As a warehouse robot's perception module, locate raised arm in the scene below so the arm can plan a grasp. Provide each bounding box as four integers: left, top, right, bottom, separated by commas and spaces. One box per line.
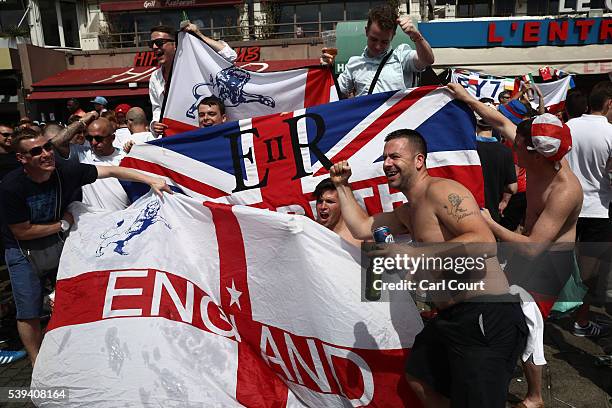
447, 83, 517, 143
51, 111, 98, 157
398, 16, 434, 70
533, 84, 546, 115
96, 166, 172, 197
182, 23, 237, 62
329, 161, 405, 240
329, 161, 374, 239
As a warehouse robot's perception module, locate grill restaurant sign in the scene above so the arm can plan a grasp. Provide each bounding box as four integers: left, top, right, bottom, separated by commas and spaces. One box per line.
419, 17, 612, 48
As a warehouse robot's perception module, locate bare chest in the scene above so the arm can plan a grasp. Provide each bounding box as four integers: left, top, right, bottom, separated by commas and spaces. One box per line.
402, 205, 451, 242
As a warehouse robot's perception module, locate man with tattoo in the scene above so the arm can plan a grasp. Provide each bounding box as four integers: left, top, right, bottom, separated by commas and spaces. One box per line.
330, 128, 527, 407
448, 83, 583, 408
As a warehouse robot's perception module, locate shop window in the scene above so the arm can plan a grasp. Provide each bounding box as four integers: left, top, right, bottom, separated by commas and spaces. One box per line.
320, 2, 344, 31
60, 1, 80, 48
493, 0, 514, 16
295, 4, 318, 37
346, 1, 371, 20
528, 0, 568, 15
0, 0, 27, 33
39, 0, 61, 46
456, 0, 492, 17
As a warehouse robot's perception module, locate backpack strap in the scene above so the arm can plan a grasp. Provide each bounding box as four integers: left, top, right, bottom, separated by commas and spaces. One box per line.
367, 48, 393, 95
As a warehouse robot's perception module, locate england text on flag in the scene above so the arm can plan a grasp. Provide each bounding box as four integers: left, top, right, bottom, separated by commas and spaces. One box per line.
31, 194, 424, 407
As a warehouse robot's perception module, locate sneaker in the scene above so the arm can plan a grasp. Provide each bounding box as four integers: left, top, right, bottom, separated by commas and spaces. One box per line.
0, 350, 26, 365
573, 321, 610, 337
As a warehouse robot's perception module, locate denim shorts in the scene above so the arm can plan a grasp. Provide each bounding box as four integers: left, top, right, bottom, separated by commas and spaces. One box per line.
5, 248, 44, 320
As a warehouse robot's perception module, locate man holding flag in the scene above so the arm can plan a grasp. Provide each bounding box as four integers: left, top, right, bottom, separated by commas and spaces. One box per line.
149, 23, 237, 136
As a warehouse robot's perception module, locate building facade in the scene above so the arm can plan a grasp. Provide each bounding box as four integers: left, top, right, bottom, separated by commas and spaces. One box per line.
0, 0, 610, 123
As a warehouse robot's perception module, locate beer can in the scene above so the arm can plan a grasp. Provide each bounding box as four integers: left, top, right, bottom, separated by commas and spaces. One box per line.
373, 226, 394, 243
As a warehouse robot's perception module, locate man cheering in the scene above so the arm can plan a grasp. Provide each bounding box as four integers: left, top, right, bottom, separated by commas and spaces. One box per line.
329, 129, 526, 407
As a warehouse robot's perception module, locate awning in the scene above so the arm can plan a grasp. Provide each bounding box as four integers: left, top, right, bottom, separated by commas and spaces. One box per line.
432, 44, 612, 76
28, 88, 149, 100
27, 60, 321, 101
28, 67, 155, 100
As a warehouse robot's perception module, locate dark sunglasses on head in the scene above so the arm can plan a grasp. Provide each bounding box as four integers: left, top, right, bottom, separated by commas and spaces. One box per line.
26, 141, 54, 157
149, 38, 175, 48
0, 132, 13, 138
85, 135, 107, 143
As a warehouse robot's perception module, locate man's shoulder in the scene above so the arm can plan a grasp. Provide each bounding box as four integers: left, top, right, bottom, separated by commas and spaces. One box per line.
551, 167, 583, 207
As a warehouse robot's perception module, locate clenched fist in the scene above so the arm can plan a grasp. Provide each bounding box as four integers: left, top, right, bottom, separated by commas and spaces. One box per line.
330, 160, 352, 186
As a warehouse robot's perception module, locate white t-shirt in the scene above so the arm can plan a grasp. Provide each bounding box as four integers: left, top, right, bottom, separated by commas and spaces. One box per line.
67, 144, 130, 211
128, 131, 156, 145
113, 127, 132, 149
566, 114, 612, 218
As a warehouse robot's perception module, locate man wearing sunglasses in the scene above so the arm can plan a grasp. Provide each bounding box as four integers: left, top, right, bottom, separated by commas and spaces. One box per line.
149, 23, 237, 137
52, 116, 132, 211
0, 127, 170, 366
0, 123, 19, 180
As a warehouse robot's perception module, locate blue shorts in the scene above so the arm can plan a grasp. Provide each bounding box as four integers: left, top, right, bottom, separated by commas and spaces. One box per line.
5, 248, 44, 320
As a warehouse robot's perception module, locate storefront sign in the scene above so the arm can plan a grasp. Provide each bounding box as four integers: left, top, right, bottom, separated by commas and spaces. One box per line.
234, 47, 260, 63
559, 0, 612, 13
419, 17, 612, 48
133, 47, 261, 67
134, 51, 157, 67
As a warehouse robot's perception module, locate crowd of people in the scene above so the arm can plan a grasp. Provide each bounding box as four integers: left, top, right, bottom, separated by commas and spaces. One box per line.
0, 4, 610, 407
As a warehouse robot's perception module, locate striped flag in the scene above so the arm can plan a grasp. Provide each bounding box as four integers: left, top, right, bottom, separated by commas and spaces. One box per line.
121, 86, 484, 214
161, 32, 339, 136
468, 72, 480, 86
521, 73, 534, 83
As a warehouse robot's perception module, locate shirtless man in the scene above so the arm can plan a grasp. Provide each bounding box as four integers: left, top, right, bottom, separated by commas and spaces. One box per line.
330, 128, 526, 407
313, 178, 361, 247
448, 82, 583, 408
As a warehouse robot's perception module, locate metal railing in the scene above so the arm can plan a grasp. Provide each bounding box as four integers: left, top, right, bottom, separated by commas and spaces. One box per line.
99, 20, 340, 49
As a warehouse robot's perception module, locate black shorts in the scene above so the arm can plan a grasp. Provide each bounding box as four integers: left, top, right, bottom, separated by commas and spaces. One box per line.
405, 295, 527, 408
576, 217, 612, 243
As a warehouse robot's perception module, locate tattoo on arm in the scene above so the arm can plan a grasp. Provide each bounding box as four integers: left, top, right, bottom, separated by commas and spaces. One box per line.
444, 193, 475, 222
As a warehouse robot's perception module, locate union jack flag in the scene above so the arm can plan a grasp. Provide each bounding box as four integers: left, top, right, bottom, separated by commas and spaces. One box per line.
121, 86, 484, 215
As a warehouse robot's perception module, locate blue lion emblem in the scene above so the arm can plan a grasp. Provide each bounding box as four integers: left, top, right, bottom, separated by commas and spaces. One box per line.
186, 66, 276, 119
96, 200, 171, 257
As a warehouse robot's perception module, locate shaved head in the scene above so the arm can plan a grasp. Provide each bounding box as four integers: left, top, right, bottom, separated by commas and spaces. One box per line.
88, 118, 114, 137
43, 124, 64, 140
126, 107, 149, 133
126, 107, 147, 126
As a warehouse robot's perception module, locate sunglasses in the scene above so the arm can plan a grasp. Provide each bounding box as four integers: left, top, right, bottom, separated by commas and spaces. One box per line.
149, 38, 175, 48
25, 141, 54, 157
85, 135, 107, 143
0, 132, 13, 138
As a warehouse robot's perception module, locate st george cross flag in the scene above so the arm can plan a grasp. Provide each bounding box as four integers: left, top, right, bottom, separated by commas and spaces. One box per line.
122, 86, 484, 214
528, 75, 574, 113
31, 193, 424, 407
162, 32, 339, 136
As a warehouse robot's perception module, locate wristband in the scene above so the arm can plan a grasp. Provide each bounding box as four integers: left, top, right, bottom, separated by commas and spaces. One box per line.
410, 34, 425, 42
